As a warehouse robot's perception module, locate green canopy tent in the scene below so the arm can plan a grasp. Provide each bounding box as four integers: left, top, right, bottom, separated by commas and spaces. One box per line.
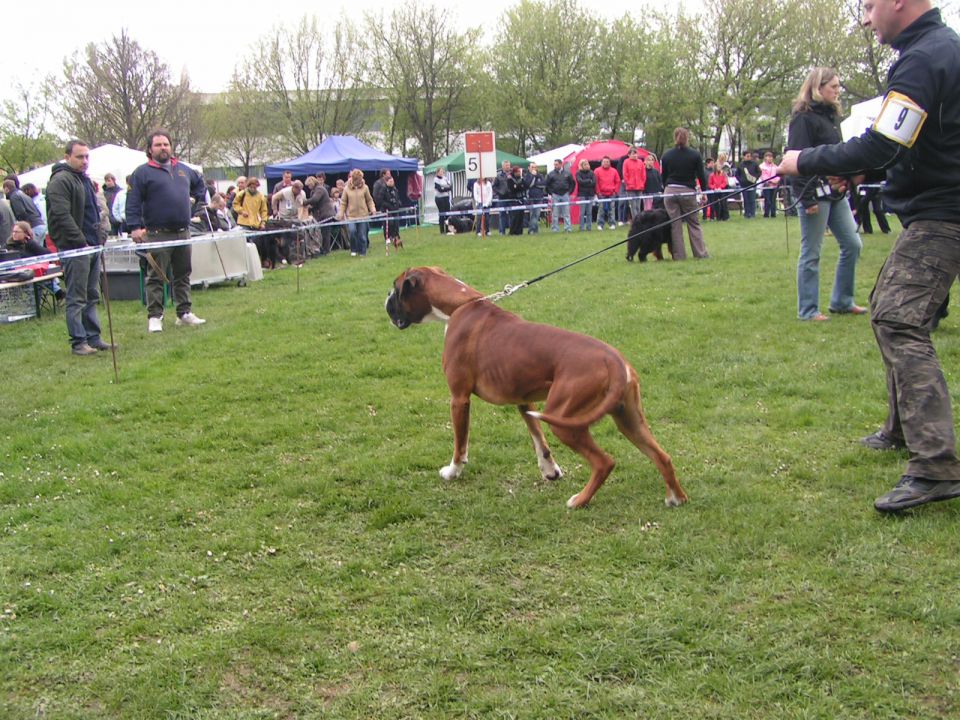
424, 148, 529, 175
423, 148, 530, 229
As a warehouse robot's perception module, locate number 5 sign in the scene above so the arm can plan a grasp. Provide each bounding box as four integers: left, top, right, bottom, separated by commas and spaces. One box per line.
464, 131, 496, 180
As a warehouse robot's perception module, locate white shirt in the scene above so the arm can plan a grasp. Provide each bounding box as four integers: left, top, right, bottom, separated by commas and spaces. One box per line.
473, 181, 493, 208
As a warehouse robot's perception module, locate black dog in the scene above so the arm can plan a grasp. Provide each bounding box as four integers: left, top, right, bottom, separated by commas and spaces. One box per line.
626, 209, 673, 262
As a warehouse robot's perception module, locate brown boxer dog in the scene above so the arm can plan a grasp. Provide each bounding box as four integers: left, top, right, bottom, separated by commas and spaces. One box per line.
385, 266, 688, 509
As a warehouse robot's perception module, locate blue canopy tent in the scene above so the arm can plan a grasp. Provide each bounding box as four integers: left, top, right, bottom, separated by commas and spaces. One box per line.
265, 136, 422, 235
265, 135, 419, 177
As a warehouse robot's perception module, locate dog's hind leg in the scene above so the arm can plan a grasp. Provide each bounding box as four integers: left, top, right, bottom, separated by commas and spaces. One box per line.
612, 382, 688, 507
519, 404, 563, 481
549, 425, 615, 509
441, 396, 471, 480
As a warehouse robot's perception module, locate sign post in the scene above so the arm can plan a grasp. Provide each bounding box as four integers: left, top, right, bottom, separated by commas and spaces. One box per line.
464, 131, 496, 237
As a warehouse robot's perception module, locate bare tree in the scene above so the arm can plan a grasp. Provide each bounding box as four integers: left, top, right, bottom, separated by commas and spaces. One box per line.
59, 30, 197, 153
257, 18, 371, 156
200, 72, 280, 174
365, 6, 481, 164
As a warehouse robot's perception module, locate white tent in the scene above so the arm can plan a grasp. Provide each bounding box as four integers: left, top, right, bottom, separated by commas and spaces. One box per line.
841, 96, 884, 141
526, 144, 584, 167
17, 143, 203, 190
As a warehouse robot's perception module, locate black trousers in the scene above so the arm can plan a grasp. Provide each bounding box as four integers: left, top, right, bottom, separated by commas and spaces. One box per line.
436, 196, 451, 234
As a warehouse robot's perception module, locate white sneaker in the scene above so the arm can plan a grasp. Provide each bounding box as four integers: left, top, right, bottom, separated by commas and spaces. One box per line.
148, 316, 163, 333
176, 312, 206, 326
350, 252, 357, 256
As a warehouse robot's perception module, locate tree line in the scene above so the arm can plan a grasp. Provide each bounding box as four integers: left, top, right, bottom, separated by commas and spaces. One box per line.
0, 0, 912, 175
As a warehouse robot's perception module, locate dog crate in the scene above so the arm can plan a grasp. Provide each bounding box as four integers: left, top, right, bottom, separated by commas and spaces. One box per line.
102, 241, 142, 273
0, 282, 37, 323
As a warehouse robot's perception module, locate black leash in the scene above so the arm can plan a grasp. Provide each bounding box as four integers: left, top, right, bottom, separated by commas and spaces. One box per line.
484, 176, 782, 302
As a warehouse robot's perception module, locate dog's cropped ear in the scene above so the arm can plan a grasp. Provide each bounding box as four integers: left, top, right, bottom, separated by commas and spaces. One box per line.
399, 269, 423, 300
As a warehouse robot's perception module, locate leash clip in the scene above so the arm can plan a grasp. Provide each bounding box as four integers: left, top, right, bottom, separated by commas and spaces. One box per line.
483, 282, 528, 304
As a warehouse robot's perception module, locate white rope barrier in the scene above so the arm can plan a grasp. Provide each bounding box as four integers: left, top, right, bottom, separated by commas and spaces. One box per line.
0, 183, 797, 274
0, 211, 421, 273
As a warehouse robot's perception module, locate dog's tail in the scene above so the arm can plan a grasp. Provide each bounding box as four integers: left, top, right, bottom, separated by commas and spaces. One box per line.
526, 356, 630, 429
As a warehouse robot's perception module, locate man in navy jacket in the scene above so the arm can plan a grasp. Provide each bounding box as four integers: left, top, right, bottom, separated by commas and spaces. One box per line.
127, 129, 207, 333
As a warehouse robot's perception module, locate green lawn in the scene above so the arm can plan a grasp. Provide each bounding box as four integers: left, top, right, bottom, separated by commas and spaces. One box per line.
2, 215, 958, 719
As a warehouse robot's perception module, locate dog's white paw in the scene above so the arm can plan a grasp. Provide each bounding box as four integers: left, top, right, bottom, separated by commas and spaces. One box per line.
440, 462, 464, 481
539, 461, 563, 482
566, 493, 586, 509
664, 493, 686, 508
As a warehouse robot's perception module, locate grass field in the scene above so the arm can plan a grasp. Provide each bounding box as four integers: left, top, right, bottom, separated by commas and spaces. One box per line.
2, 215, 959, 719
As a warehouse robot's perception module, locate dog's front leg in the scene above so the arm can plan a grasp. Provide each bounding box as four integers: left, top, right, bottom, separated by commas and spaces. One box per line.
440, 396, 470, 480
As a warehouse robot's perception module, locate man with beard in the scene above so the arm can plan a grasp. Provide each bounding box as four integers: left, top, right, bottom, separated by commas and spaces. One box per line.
126, 129, 207, 333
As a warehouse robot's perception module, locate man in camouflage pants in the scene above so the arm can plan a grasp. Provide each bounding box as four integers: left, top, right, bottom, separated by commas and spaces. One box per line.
779, 0, 960, 512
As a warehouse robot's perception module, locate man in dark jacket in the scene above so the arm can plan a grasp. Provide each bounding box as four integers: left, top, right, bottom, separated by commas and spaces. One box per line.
127, 129, 207, 333
524, 163, 546, 234
4, 179, 43, 235
779, 0, 960, 513
492, 161, 512, 235
735, 151, 760, 218
305, 182, 336, 255
46, 140, 114, 356
545, 159, 575, 232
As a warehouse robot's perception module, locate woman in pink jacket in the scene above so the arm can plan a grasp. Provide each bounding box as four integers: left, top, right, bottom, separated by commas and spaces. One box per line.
759, 152, 781, 218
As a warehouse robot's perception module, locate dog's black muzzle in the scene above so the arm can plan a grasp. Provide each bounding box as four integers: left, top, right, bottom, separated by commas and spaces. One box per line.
385, 289, 411, 329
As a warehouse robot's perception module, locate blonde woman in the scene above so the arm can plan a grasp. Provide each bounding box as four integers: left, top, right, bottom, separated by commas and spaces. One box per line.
575, 159, 596, 231
337, 169, 376, 256
787, 67, 864, 321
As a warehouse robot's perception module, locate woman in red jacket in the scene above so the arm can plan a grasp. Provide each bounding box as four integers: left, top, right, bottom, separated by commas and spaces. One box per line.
707, 166, 730, 221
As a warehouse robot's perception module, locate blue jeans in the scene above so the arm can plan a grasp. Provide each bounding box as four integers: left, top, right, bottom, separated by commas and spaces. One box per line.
797, 199, 862, 319
474, 207, 490, 234
762, 188, 778, 217
62, 250, 102, 348
349, 220, 370, 255
579, 197, 594, 230
550, 194, 571, 231
597, 196, 616, 227
625, 190, 642, 220
741, 189, 757, 218
528, 203, 541, 233
494, 199, 508, 234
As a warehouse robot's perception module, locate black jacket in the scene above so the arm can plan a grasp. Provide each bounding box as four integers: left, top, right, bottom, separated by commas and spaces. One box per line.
46, 162, 95, 250
545, 167, 575, 195
492, 170, 511, 199
381, 185, 401, 212
660, 146, 708, 191
787, 102, 845, 209
102, 184, 121, 223
643, 167, 663, 195
305, 185, 335, 220
7, 188, 42, 226
372, 177, 388, 210
575, 169, 596, 198
524, 172, 546, 200
736, 160, 760, 188
505, 174, 526, 201
799, 9, 960, 225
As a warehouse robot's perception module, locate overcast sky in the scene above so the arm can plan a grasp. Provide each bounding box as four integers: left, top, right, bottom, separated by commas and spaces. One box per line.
3, 0, 704, 103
